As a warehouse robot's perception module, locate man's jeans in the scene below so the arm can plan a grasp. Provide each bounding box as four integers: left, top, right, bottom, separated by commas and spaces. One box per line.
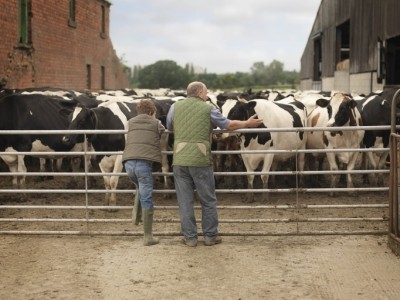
124, 160, 154, 209
173, 165, 219, 240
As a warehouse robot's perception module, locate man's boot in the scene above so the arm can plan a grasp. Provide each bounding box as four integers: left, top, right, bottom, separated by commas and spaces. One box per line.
143, 208, 159, 246
132, 190, 142, 225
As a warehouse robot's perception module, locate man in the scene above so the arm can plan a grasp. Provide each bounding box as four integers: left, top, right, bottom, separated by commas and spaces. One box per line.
166, 81, 263, 247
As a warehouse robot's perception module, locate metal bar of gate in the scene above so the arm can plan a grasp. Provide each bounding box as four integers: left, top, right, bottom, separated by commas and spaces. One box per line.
0, 204, 388, 209
0, 230, 388, 236
0, 217, 388, 223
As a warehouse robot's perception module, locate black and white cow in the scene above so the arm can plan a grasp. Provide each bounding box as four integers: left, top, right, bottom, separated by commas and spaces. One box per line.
305, 92, 364, 194
62, 99, 173, 206
220, 97, 307, 202
19, 89, 102, 175
0, 93, 86, 191
356, 88, 400, 186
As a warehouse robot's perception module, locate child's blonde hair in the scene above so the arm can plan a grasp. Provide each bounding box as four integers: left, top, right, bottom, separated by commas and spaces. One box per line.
137, 99, 156, 115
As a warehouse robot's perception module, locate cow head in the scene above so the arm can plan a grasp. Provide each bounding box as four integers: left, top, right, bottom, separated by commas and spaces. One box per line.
218, 99, 263, 141
62, 106, 97, 146
316, 93, 358, 127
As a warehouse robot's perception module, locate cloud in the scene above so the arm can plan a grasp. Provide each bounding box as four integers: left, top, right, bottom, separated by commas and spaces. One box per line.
110, 0, 320, 73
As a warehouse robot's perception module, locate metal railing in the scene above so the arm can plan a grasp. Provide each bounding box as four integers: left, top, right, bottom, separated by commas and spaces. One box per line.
0, 125, 392, 236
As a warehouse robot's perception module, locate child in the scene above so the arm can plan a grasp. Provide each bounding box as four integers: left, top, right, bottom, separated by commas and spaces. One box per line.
123, 99, 165, 246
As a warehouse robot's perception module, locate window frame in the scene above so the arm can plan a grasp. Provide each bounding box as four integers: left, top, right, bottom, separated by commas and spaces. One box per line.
18, 0, 31, 45
100, 4, 107, 39
68, 0, 76, 28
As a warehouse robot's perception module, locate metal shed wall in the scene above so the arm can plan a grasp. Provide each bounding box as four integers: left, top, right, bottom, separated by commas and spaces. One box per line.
301, 0, 400, 81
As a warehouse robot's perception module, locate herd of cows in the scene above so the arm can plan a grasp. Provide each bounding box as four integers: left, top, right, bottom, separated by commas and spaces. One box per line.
0, 86, 399, 204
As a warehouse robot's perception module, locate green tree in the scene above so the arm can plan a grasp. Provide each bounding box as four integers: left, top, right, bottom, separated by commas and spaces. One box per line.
192, 73, 219, 89
250, 61, 266, 86
283, 70, 300, 89
138, 60, 188, 89
131, 65, 142, 88
133, 59, 298, 90
265, 60, 284, 86
250, 60, 291, 88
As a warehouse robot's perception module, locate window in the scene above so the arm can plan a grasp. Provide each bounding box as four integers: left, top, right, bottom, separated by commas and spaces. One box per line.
336, 21, 350, 70
377, 39, 385, 83
100, 5, 106, 38
68, 0, 76, 28
19, 0, 31, 45
86, 64, 91, 90
386, 35, 400, 85
313, 37, 322, 81
101, 66, 105, 90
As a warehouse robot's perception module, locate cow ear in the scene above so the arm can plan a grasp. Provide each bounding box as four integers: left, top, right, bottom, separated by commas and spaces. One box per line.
316, 98, 330, 108
87, 108, 98, 125
88, 108, 95, 119
246, 101, 257, 110
349, 99, 357, 108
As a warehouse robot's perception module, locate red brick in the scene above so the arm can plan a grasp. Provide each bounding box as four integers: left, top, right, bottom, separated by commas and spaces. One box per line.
0, 0, 128, 89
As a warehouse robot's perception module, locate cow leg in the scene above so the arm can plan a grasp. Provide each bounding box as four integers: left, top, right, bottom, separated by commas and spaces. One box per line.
233, 154, 246, 189
269, 161, 277, 188
338, 161, 347, 185
361, 151, 372, 184
363, 151, 377, 185
55, 158, 63, 172
16, 155, 27, 190
241, 156, 256, 203
99, 159, 111, 206
376, 151, 389, 186
213, 138, 226, 188
326, 152, 339, 196
1, 154, 22, 189
225, 137, 239, 188
305, 153, 316, 187
83, 152, 96, 188
160, 133, 171, 197
245, 174, 255, 203
83, 144, 97, 187
346, 151, 361, 194
48, 158, 63, 179
260, 155, 274, 203
38, 158, 49, 181
67, 157, 81, 189
103, 176, 111, 206
316, 156, 325, 185
38, 158, 62, 181
7, 160, 19, 188
99, 155, 121, 207
297, 152, 306, 187
108, 155, 123, 207
5, 155, 28, 200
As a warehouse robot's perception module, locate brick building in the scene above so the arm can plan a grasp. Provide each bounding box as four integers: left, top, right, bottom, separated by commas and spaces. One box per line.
0, 0, 129, 90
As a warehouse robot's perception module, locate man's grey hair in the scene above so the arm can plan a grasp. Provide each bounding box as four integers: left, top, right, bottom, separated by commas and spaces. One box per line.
187, 81, 206, 97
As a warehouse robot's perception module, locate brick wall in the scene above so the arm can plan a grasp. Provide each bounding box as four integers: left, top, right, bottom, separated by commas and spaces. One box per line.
0, 0, 128, 90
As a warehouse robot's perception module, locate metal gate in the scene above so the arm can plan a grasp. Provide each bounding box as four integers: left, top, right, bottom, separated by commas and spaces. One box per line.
0, 127, 390, 236
389, 89, 400, 255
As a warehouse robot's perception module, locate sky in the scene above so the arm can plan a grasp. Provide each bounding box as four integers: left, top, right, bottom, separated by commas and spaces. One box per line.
110, 0, 321, 74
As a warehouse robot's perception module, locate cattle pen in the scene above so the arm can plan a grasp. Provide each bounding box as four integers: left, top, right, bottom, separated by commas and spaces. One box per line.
0, 125, 391, 238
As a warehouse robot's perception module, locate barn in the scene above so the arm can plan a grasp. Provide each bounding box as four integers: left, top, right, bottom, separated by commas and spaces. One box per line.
0, 0, 129, 90
300, 0, 400, 94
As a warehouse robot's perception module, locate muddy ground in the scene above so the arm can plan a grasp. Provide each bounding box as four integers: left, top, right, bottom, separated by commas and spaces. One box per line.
1, 159, 399, 299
